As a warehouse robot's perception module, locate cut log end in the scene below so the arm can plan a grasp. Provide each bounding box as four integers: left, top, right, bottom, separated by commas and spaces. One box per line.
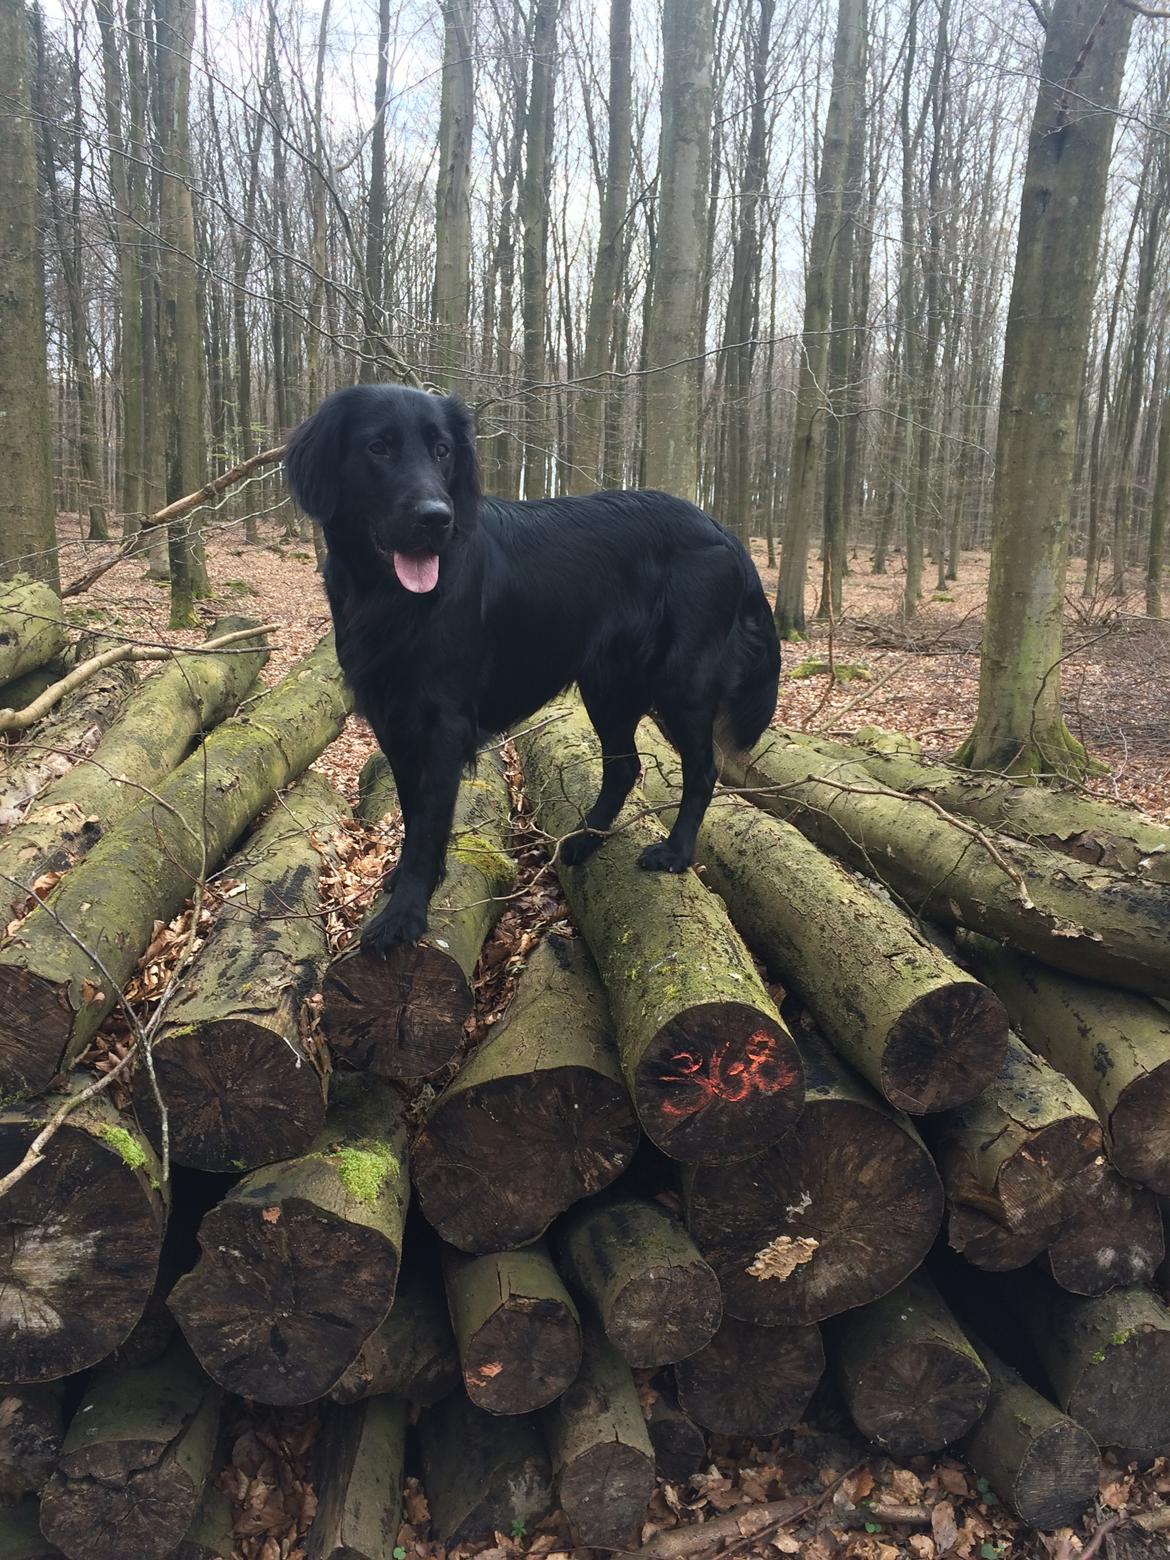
0, 966, 73, 1099
882, 983, 1008, 1113
463, 1296, 581, 1415
320, 941, 471, 1080
844, 1339, 989, 1456
414, 1066, 639, 1252
607, 1261, 723, 1368
1110, 1062, 1170, 1191
674, 1316, 825, 1437
638, 1003, 803, 1164
947, 1204, 1057, 1272
1014, 1420, 1102, 1530
1046, 1164, 1164, 1295
135, 1017, 327, 1172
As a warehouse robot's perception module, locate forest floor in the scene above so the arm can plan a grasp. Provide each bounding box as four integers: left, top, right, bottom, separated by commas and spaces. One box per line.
51, 514, 1170, 1560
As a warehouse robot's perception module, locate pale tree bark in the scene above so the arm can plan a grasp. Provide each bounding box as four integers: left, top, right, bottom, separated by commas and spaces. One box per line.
773, 0, 865, 638
361, 0, 391, 381
154, 0, 210, 626
0, 0, 58, 587
434, 0, 474, 390
520, 0, 561, 499
642, 0, 714, 501
487, 2, 528, 498
956, 0, 1135, 775
567, 0, 631, 495
1149, 390, 1169, 618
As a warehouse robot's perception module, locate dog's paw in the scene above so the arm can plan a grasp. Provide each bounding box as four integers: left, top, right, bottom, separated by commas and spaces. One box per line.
360, 898, 428, 955
637, 840, 693, 874
560, 829, 604, 867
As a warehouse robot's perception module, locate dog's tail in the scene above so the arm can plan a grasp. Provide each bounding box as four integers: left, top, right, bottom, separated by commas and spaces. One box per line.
716, 567, 781, 760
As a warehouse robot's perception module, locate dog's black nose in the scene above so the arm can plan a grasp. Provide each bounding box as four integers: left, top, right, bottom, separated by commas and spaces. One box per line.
415, 499, 453, 532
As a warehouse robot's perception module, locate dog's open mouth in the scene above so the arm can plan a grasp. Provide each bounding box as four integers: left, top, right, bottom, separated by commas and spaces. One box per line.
392, 550, 440, 594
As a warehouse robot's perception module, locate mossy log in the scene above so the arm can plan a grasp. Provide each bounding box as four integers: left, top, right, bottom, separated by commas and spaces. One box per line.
515, 697, 804, 1164
929, 1030, 1104, 1242
413, 933, 639, 1252
39, 1341, 221, 1560
543, 1329, 656, 1549
0, 582, 64, 688
683, 1020, 942, 1325
959, 1338, 1100, 1530
0, 633, 349, 1098
321, 752, 516, 1079
169, 1074, 408, 1405
419, 1391, 553, 1544
175, 1486, 235, 1560
638, 723, 1007, 1113
0, 616, 269, 921
673, 1315, 825, 1437
964, 936, 1170, 1194
1044, 1158, 1163, 1295
0, 1498, 63, 1559
1017, 1278, 1170, 1454
329, 1259, 459, 1407
554, 1196, 721, 1368
828, 729, 1170, 884
723, 732, 1170, 998
305, 1398, 405, 1560
831, 1273, 990, 1456
444, 1243, 582, 1414
0, 1081, 165, 1381
133, 770, 349, 1171
0, 661, 136, 831
644, 1384, 708, 1483
0, 1382, 63, 1501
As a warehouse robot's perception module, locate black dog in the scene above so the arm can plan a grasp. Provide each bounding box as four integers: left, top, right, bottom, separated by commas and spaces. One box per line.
285, 384, 780, 952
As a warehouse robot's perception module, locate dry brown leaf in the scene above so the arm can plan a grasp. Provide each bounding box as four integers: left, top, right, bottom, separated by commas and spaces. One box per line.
843, 1468, 875, 1504
931, 1501, 959, 1555
888, 1468, 925, 1504
909, 1538, 936, 1559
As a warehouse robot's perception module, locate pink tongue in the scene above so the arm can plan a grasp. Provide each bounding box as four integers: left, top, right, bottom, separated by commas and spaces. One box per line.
393, 551, 440, 593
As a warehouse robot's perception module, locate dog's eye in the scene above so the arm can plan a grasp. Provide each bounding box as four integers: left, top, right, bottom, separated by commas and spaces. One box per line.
368, 438, 389, 457
434, 441, 451, 459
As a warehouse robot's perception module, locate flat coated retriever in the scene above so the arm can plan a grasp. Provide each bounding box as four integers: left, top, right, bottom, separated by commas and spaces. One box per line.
285, 384, 780, 952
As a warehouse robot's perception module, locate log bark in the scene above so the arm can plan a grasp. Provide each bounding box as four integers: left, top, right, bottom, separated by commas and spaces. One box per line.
306, 1398, 405, 1560
133, 770, 349, 1171
0, 1382, 63, 1500
0, 583, 64, 688
929, 1029, 1104, 1241
321, 752, 515, 1079
169, 1074, 408, 1405
0, 633, 349, 1098
413, 933, 639, 1252
419, 1391, 553, 1544
673, 1315, 825, 1437
329, 1260, 459, 1407
0, 1081, 165, 1381
831, 1273, 990, 1456
1017, 1278, 1170, 1454
828, 731, 1170, 883
964, 936, 1170, 1193
1044, 1158, 1163, 1295
724, 733, 1170, 998
0, 662, 136, 832
644, 1385, 707, 1483
515, 697, 804, 1164
959, 1339, 1099, 1529
39, 1341, 221, 1560
444, 1243, 582, 1415
639, 723, 1008, 1113
175, 1486, 235, 1560
0, 616, 269, 920
683, 1020, 942, 1325
554, 1196, 721, 1368
0, 1499, 63, 1559
543, 1329, 656, 1549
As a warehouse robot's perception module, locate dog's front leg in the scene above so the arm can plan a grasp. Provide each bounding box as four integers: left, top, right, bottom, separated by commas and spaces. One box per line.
361, 720, 470, 954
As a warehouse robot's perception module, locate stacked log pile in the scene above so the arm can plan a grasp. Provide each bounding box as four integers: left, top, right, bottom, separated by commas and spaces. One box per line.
2, 599, 1170, 1559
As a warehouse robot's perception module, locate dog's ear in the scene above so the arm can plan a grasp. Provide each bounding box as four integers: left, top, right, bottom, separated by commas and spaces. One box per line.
444, 396, 480, 527
285, 396, 344, 524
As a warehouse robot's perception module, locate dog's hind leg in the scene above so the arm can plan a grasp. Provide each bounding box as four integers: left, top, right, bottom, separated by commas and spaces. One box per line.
560, 694, 645, 867
637, 700, 717, 874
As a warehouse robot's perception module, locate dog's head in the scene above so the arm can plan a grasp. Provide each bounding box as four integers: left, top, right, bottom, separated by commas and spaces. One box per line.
285, 385, 479, 594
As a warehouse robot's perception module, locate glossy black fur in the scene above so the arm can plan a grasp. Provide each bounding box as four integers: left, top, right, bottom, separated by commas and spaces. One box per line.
285, 384, 781, 951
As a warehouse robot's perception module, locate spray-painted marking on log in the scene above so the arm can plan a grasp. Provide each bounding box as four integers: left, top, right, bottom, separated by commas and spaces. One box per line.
658, 1033, 799, 1118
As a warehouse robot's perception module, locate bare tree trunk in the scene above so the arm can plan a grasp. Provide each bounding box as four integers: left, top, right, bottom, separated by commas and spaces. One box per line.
361, 0, 391, 380
0, 0, 58, 586
520, 0, 561, 499
642, 0, 713, 501
956, 0, 1134, 776
773, 0, 865, 638
434, 0, 474, 390
1149, 392, 1169, 618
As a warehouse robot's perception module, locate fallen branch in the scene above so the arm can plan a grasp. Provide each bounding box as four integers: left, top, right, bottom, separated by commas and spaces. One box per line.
0, 623, 279, 734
